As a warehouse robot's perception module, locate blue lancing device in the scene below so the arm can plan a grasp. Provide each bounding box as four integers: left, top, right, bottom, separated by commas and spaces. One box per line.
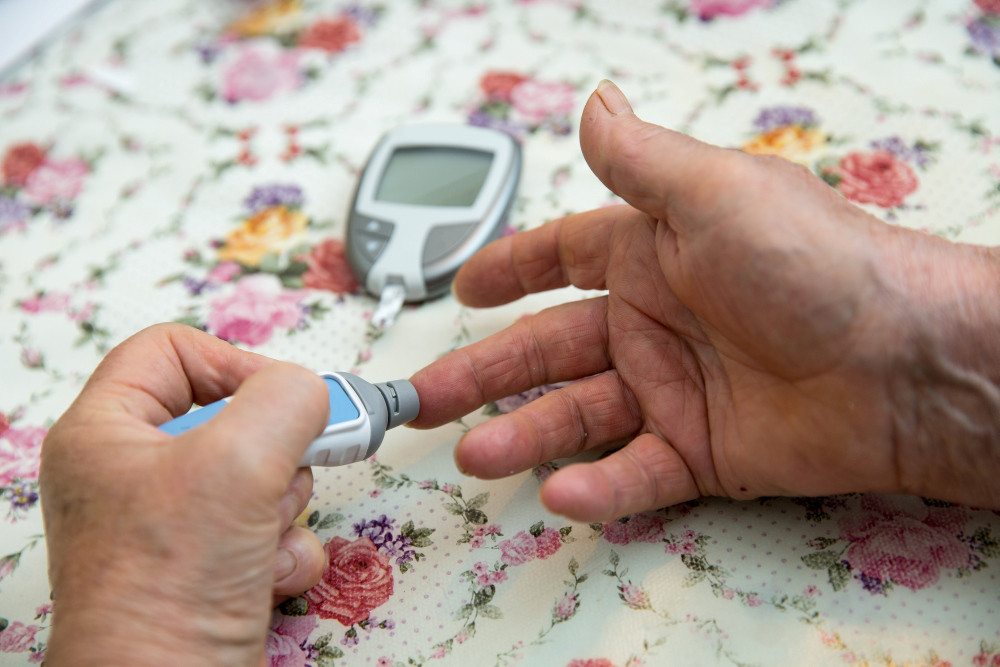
158, 372, 419, 467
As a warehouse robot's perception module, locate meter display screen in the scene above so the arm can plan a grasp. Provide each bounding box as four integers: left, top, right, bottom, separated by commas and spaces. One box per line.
375, 146, 493, 207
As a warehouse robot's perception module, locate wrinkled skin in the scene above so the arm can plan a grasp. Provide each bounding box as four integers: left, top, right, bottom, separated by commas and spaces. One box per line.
41, 324, 330, 666
411, 81, 1000, 522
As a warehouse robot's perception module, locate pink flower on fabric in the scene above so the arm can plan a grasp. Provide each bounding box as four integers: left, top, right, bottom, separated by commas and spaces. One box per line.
509, 80, 575, 125
838, 494, 971, 590
620, 583, 650, 609
0, 621, 40, 653
498, 530, 537, 566
221, 44, 303, 103
18, 292, 70, 313
479, 71, 527, 102
601, 513, 666, 545
266, 613, 317, 667
975, 0, 1000, 15
534, 527, 562, 559
206, 274, 304, 346
554, 593, 578, 621
689, 0, 772, 20
567, 658, 616, 667
305, 536, 394, 626
2, 142, 46, 186
297, 16, 361, 52
825, 150, 918, 208
299, 239, 359, 294
23, 157, 88, 205
206, 261, 242, 284
0, 426, 46, 486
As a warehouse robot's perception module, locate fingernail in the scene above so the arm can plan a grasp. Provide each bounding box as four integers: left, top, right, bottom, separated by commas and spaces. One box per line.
274, 548, 297, 582
596, 79, 633, 116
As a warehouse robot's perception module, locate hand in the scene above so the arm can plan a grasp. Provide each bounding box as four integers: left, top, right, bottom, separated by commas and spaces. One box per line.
40, 324, 330, 666
410, 80, 1000, 522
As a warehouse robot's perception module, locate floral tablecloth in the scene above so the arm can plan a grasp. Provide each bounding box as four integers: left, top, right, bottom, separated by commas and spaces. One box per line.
2, 1, 1000, 665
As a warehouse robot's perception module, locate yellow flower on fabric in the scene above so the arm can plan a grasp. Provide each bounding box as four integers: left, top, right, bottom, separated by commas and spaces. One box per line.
742, 125, 826, 161
228, 0, 304, 37
217, 205, 307, 267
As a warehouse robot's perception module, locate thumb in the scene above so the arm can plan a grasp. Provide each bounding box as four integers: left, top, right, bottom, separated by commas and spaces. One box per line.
189, 361, 330, 483
580, 80, 740, 234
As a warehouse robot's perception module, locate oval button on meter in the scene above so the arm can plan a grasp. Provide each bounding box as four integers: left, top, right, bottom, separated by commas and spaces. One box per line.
346, 124, 521, 306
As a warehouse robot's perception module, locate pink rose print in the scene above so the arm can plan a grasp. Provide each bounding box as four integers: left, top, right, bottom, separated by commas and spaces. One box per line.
825, 150, 918, 208
266, 612, 317, 667
305, 536, 394, 626
2, 143, 46, 186
498, 530, 537, 567
838, 494, 971, 590
221, 44, 303, 103
206, 261, 242, 284
534, 527, 562, 559
0, 558, 16, 582
567, 659, 616, 667
554, 592, 578, 621
975, 0, 1000, 15
510, 80, 575, 125
299, 239, 359, 294
498, 527, 562, 566
689, 0, 772, 20
298, 16, 361, 52
479, 71, 528, 102
23, 157, 89, 205
0, 621, 40, 653
620, 583, 650, 609
601, 513, 667, 545
18, 291, 70, 313
0, 425, 46, 487
206, 274, 304, 346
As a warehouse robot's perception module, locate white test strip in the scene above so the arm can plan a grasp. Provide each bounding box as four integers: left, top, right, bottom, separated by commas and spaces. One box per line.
371, 282, 407, 329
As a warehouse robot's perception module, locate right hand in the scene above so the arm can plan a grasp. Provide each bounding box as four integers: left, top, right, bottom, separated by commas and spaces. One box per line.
410, 80, 1000, 521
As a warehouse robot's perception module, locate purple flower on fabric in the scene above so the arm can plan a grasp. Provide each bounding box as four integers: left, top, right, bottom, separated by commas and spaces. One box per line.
468, 110, 524, 140
352, 514, 418, 565
870, 136, 934, 168
967, 17, 1000, 56
243, 184, 304, 214
857, 570, 887, 595
195, 42, 222, 64
0, 195, 30, 233
752, 106, 818, 132
380, 534, 415, 565
4, 480, 39, 511
343, 4, 380, 26
182, 276, 209, 296
495, 382, 568, 414
353, 514, 394, 546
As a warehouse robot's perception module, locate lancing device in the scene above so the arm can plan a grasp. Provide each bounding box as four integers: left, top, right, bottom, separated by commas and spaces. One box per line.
158, 372, 419, 467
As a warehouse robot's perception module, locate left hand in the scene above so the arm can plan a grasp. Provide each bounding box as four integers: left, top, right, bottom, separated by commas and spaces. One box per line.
40, 323, 330, 666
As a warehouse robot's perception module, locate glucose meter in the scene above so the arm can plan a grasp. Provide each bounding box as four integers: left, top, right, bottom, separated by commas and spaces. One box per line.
158, 372, 419, 468
346, 123, 521, 320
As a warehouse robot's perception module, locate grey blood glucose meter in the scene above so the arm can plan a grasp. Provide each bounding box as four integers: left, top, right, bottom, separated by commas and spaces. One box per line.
346, 124, 521, 308
158, 372, 419, 468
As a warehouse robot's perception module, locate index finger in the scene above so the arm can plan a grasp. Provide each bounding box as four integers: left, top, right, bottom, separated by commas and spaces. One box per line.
453, 205, 636, 308
409, 296, 611, 428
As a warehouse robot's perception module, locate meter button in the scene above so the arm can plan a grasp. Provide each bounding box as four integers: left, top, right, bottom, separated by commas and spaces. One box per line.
423, 222, 476, 266
362, 219, 393, 237
360, 236, 388, 262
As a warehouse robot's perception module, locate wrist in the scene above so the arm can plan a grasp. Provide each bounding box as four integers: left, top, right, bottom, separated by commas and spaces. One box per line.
887, 233, 1000, 508
45, 546, 270, 666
